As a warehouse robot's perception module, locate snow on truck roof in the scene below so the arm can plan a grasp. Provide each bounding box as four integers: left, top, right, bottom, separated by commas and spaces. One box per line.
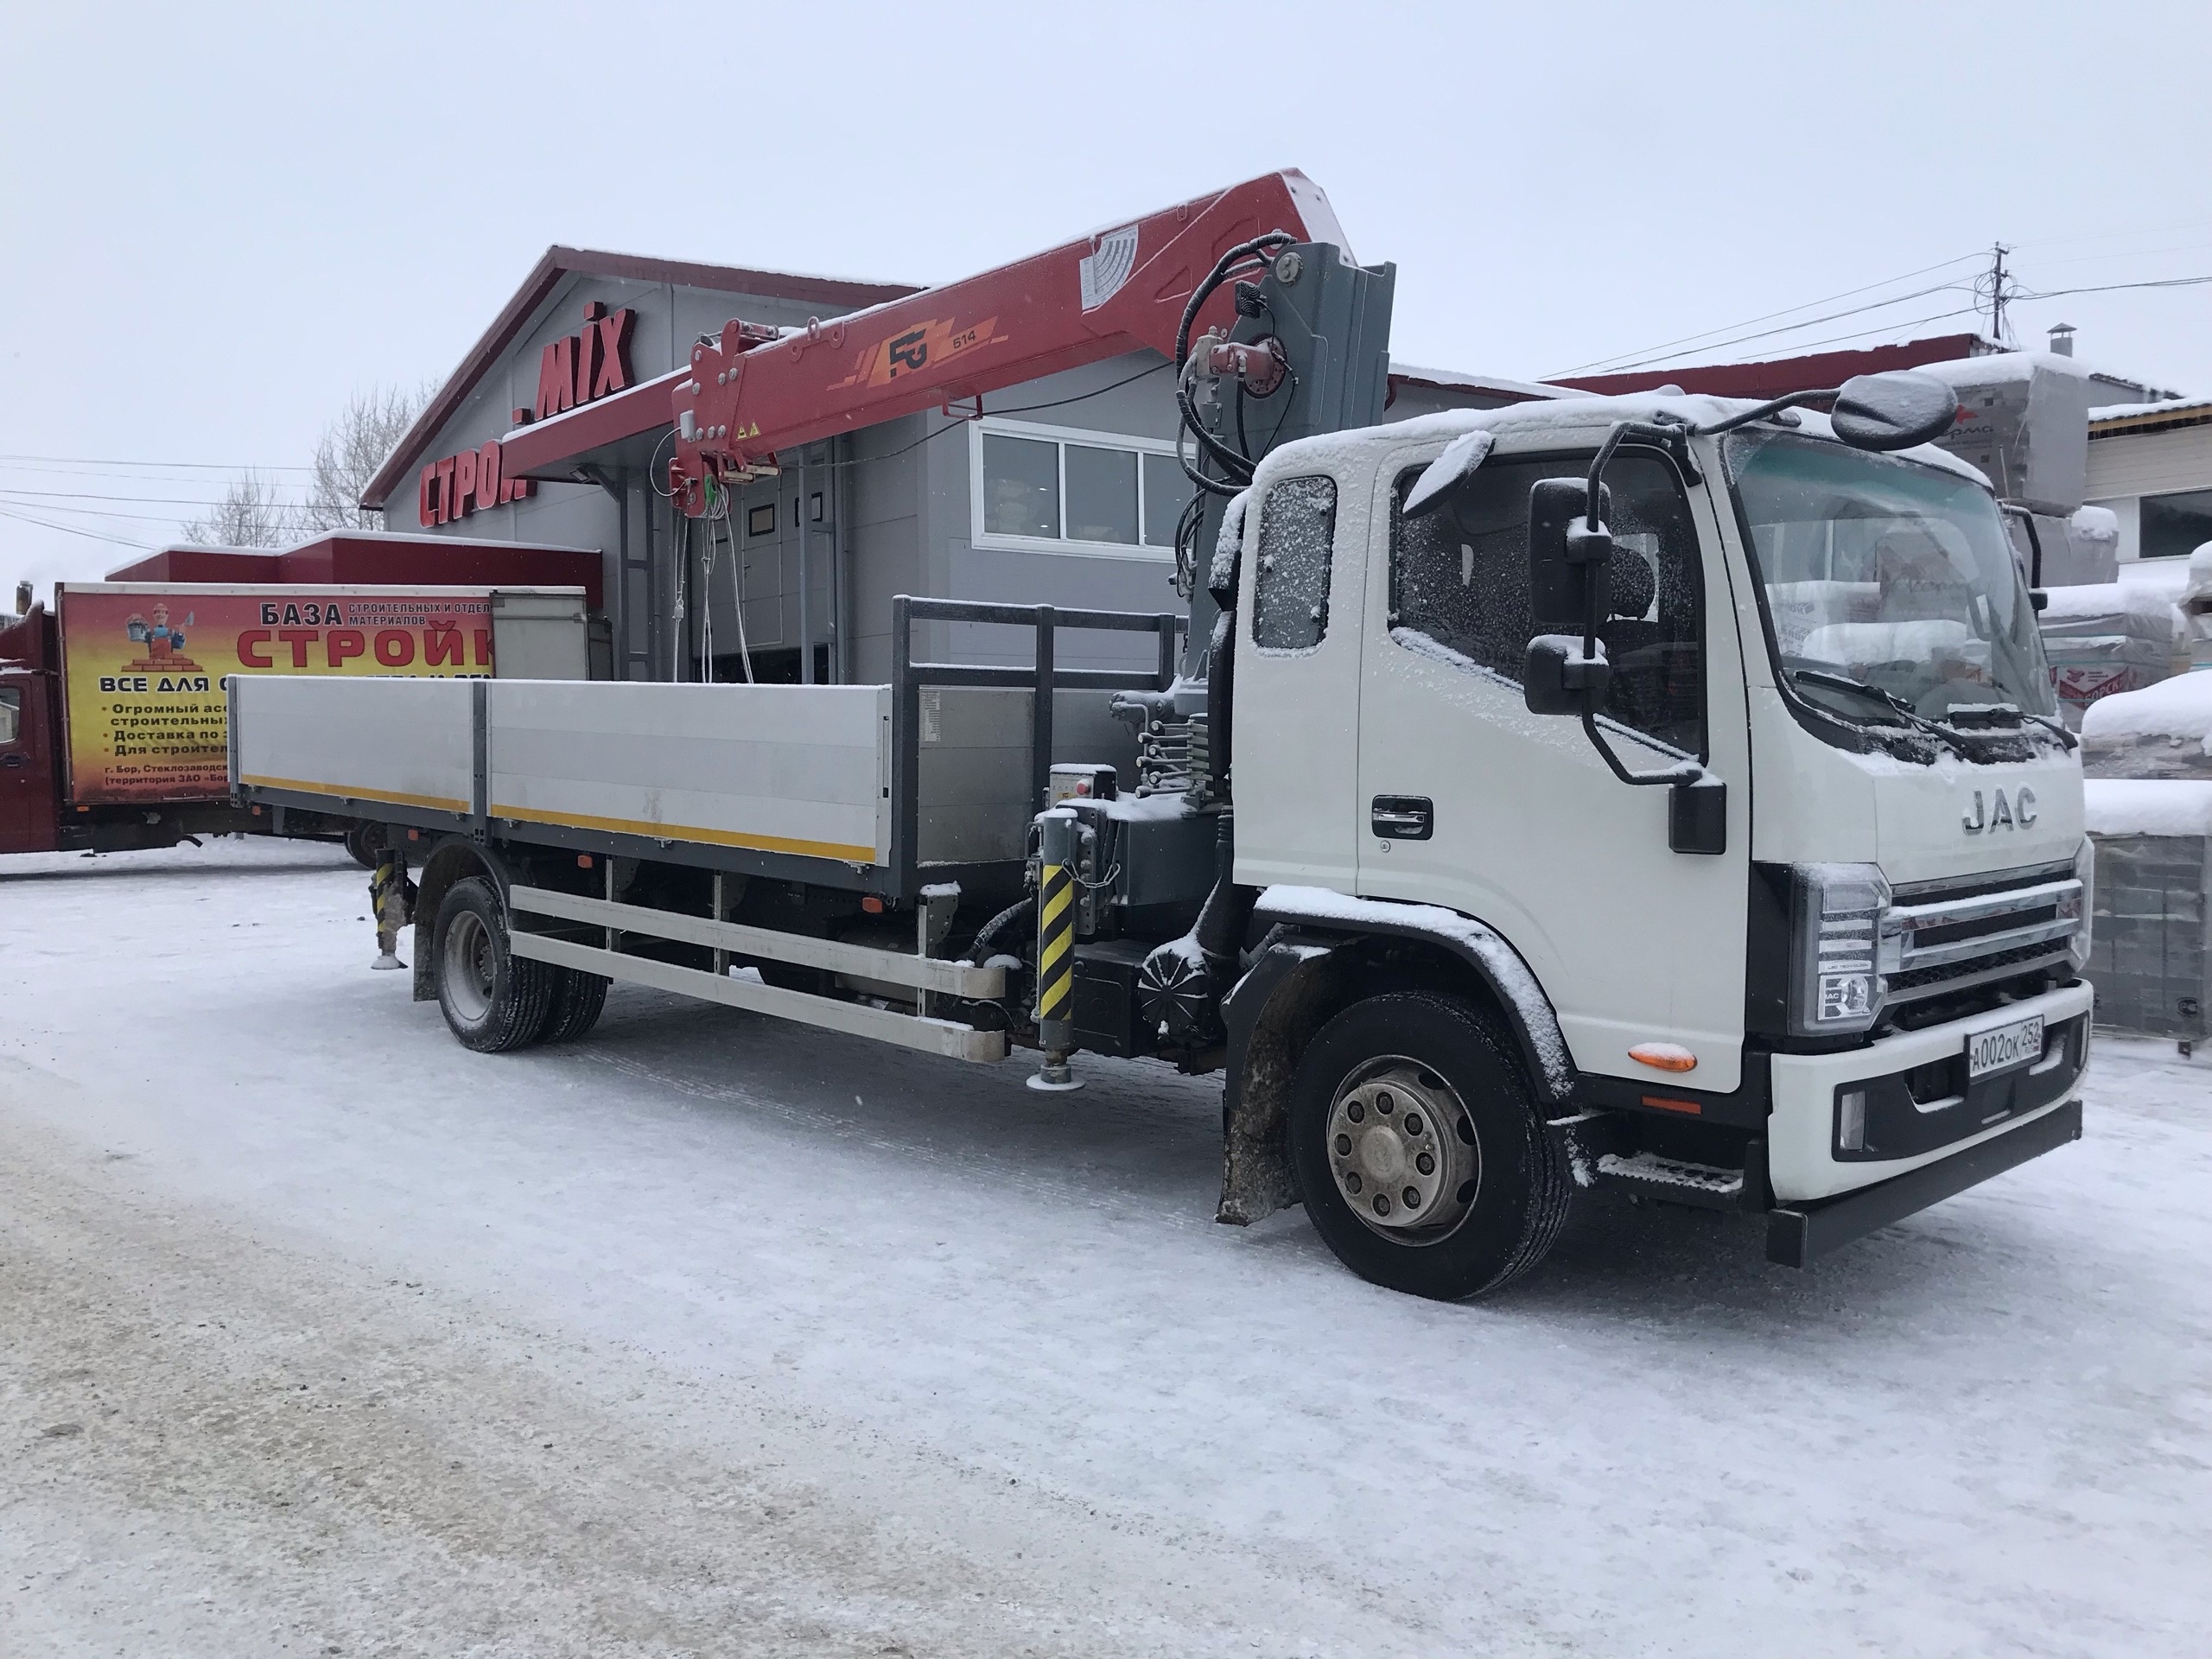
1258, 392, 1993, 489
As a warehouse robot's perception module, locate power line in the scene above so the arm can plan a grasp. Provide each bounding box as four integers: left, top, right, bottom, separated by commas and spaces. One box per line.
0, 453, 315, 473
1565, 290, 1977, 377
0, 503, 156, 550
0, 498, 241, 527
2016, 273, 2212, 301
0, 486, 292, 509
1550, 250, 1986, 377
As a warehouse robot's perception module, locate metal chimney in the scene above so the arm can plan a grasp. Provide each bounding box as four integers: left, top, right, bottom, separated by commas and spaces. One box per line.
2048, 322, 2076, 357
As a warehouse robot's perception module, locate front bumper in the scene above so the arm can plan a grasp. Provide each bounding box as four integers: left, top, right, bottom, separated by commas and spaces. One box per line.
1766, 1097, 2082, 1268
1767, 979, 2092, 1204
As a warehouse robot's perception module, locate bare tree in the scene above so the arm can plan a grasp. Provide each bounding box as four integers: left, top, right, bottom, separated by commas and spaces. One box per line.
297, 384, 431, 533
181, 469, 297, 547
175, 384, 431, 547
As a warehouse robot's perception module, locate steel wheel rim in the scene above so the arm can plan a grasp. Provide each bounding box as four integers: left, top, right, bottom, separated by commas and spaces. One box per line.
1326, 1055, 1479, 1246
443, 910, 495, 1022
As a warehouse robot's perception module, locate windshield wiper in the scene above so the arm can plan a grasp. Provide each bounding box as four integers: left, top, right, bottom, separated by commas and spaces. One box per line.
2019, 709, 2080, 752
1943, 698, 2082, 751
1789, 668, 1977, 759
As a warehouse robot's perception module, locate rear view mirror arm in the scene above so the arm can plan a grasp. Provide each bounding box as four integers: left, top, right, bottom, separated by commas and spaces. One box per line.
1579, 709, 1705, 788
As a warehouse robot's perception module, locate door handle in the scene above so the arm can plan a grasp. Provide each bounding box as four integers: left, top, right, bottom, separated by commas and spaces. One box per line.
1370, 795, 1433, 840
0, 753, 27, 770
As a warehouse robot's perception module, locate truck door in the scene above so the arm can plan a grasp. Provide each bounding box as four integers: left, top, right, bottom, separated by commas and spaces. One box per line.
1352, 443, 1751, 1092
1230, 469, 1368, 892
0, 674, 60, 855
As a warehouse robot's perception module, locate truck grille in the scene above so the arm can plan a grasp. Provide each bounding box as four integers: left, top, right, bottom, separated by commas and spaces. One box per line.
1881, 861, 2081, 1007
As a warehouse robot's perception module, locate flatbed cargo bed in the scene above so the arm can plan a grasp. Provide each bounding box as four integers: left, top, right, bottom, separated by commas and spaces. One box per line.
231, 597, 1185, 899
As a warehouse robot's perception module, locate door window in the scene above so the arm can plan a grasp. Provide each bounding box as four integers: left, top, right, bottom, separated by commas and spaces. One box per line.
1252, 474, 1338, 651
0, 688, 19, 746
1389, 452, 1705, 756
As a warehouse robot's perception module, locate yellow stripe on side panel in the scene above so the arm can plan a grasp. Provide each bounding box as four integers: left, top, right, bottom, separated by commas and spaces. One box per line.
490, 802, 880, 866
238, 774, 470, 814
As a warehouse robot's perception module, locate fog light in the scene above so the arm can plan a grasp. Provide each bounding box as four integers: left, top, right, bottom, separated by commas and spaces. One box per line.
1838, 1088, 1867, 1152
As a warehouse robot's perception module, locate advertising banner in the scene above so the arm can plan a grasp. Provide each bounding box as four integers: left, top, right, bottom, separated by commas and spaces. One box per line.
57, 585, 496, 804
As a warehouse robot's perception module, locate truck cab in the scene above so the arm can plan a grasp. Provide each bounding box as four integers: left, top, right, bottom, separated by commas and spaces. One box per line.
1225, 392, 2089, 1288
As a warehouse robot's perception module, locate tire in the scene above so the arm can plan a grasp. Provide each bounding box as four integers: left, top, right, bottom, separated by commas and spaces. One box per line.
1289, 992, 1570, 1300
432, 877, 555, 1052
344, 823, 381, 869
541, 967, 609, 1043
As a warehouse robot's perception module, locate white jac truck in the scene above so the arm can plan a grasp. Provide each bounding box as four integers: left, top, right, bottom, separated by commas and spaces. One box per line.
228, 176, 2090, 1299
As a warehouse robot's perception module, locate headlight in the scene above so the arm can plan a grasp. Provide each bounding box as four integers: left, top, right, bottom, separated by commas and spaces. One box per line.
1789, 862, 1891, 1037
2069, 836, 2094, 972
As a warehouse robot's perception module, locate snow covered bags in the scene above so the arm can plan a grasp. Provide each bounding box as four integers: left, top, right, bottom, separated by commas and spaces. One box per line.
2038, 579, 2183, 732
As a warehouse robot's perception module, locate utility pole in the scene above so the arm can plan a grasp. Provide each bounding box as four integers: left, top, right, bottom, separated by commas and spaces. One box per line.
1986, 243, 2013, 346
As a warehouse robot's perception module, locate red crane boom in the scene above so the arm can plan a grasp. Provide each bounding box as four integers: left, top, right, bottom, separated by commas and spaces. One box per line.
667, 169, 1346, 514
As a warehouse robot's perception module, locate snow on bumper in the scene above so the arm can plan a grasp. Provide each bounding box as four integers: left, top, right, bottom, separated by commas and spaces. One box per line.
1767, 979, 2094, 1205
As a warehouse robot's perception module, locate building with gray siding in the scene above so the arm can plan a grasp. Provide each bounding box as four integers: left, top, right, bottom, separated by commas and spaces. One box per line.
361, 245, 1549, 684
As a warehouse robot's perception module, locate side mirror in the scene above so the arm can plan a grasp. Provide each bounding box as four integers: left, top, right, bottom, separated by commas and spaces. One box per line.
1523, 634, 1610, 716
1527, 477, 1614, 632
1830, 371, 1958, 452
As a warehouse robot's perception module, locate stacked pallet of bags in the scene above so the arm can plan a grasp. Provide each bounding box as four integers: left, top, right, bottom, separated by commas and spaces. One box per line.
2041, 537, 2201, 736
2075, 546, 2212, 1046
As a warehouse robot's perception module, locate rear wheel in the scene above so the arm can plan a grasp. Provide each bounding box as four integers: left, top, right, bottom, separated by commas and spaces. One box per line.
433, 878, 553, 1052
343, 823, 382, 869
1289, 992, 1569, 1300
541, 967, 609, 1043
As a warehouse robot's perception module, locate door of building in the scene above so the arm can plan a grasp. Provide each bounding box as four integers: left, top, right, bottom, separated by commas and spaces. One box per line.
1351, 444, 1751, 1092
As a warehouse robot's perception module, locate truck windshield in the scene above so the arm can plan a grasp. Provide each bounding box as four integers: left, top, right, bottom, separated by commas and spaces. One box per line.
1726, 429, 2056, 731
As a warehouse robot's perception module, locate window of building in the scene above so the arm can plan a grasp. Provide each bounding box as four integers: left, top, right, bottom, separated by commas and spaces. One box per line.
747, 503, 778, 537
2140, 486, 2212, 560
971, 419, 1192, 557
1251, 474, 1338, 651
1389, 452, 1705, 756
0, 687, 18, 746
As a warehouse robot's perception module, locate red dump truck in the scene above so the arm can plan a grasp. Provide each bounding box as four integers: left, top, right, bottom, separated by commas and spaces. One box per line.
2, 535, 602, 859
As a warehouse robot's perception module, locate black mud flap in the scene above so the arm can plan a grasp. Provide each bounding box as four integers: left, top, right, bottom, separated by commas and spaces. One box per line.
1766, 1097, 2082, 1268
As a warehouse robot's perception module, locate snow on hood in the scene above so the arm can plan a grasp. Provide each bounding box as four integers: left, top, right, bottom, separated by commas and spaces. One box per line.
1258, 392, 1991, 490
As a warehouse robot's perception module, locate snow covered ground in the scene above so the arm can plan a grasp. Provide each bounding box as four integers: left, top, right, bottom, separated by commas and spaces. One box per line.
2, 838, 2207, 1656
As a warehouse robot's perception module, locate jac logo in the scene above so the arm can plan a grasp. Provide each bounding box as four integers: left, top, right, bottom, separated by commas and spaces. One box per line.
1963, 786, 2037, 834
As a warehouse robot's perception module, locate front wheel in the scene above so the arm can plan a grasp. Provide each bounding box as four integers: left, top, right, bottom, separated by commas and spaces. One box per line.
433, 877, 554, 1052
1289, 992, 1569, 1300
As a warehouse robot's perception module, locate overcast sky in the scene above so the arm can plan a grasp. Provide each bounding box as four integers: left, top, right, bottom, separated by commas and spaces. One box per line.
5, 0, 2209, 598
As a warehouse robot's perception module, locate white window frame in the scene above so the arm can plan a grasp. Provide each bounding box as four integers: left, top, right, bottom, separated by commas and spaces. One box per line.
969, 416, 1184, 561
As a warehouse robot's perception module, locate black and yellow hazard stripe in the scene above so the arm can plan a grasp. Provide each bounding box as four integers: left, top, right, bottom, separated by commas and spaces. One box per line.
1036, 862, 1076, 1024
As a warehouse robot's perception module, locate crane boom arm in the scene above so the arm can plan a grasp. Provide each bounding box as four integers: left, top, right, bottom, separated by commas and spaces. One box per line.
668, 169, 1348, 512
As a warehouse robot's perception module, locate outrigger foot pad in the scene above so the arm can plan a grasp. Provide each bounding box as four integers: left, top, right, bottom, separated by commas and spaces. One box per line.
1027, 1053, 1084, 1092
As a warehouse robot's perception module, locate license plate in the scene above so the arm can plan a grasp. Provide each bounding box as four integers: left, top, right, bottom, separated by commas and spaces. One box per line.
1967, 1013, 2044, 1081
